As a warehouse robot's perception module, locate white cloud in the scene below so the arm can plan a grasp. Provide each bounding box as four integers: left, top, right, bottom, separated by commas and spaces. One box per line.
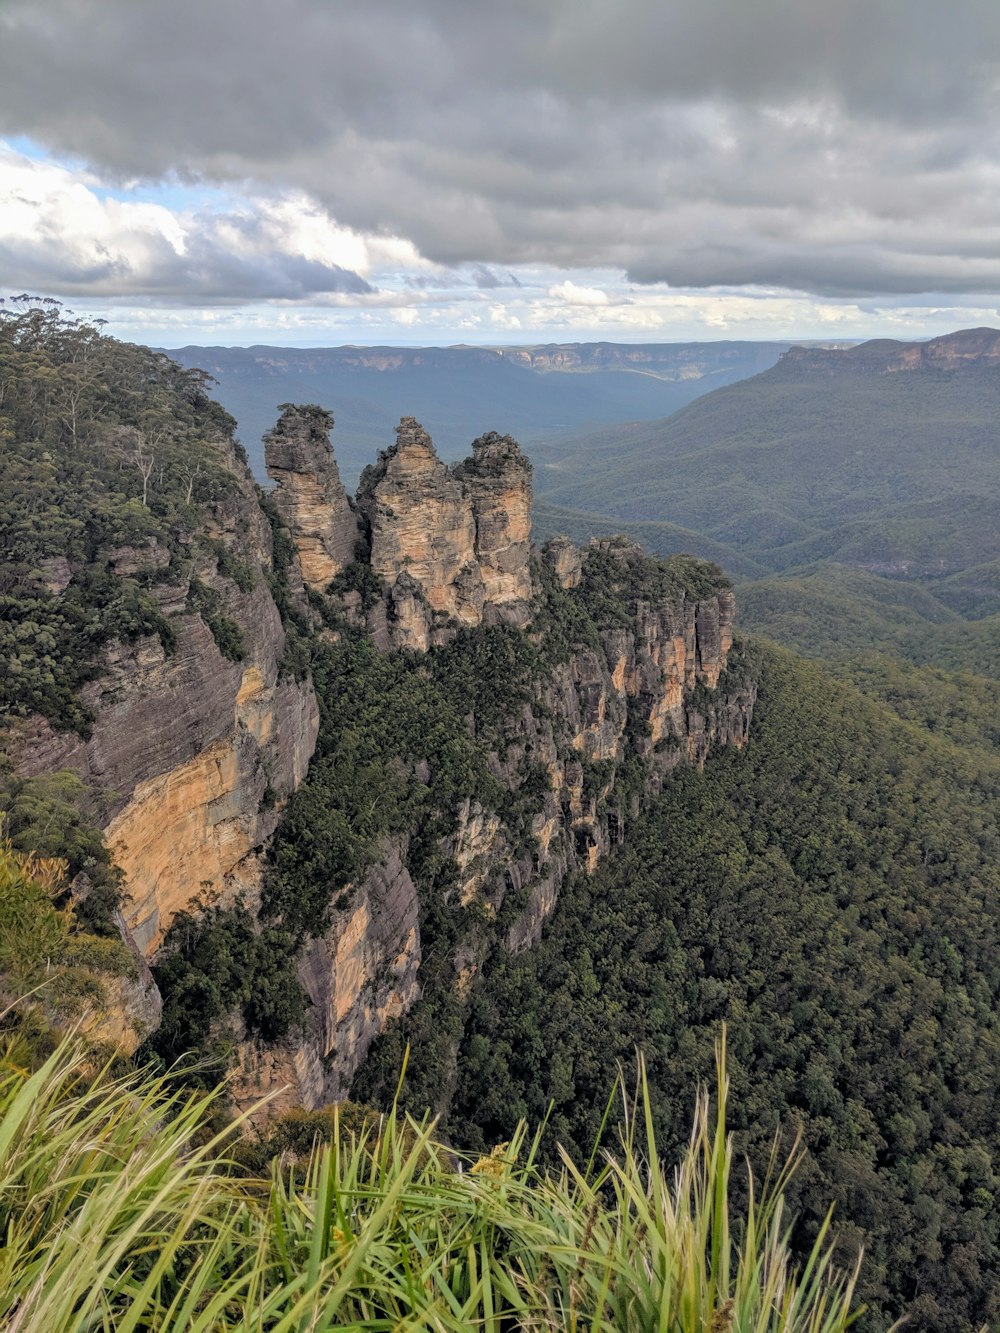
548, 280, 611, 306
0, 143, 374, 300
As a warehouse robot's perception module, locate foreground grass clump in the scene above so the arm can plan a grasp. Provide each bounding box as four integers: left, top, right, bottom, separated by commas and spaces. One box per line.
0, 1037, 859, 1331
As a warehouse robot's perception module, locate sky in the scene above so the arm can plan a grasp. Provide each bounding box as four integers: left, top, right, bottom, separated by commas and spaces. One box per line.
3, 0, 1000, 348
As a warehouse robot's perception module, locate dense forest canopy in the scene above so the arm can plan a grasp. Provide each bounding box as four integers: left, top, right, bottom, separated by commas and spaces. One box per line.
354, 641, 1000, 1330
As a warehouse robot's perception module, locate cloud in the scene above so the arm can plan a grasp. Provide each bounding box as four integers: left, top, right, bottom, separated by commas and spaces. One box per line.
471, 265, 521, 290
0, 146, 373, 301
548, 281, 611, 306
1, 1, 1000, 299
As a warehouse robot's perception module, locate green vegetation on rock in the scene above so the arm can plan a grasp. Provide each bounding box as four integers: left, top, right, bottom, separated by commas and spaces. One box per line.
0, 299, 242, 733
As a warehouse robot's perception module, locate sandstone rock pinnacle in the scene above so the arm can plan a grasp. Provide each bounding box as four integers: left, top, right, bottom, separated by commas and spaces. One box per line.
265, 404, 360, 591
358, 418, 535, 649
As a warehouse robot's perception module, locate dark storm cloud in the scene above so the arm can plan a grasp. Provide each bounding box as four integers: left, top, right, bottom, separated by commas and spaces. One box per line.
2, 0, 1000, 297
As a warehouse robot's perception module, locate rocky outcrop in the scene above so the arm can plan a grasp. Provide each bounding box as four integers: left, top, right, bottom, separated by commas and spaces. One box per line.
12, 437, 319, 958
265, 404, 360, 591
544, 534, 583, 589
79, 922, 163, 1056
457, 432, 533, 625
357, 419, 534, 650
224, 511, 751, 1113
231, 841, 420, 1115
474, 541, 751, 949
358, 418, 481, 650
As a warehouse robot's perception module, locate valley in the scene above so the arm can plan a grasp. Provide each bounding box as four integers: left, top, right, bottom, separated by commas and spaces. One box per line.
3, 308, 1000, 1329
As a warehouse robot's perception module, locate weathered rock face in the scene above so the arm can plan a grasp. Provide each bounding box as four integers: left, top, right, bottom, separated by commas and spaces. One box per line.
544, 534, 583, 590
357, 419, 534, 650
780, 326, 1000, 378
359, 419, 482, 650
231, 841, 420, 1116
474, 541, 752, 950
222, 512, 752, 1114
265, 404, 360, 591
79, 917, 163, 1056
458, 432, 534, 626
12, 438, 319, 958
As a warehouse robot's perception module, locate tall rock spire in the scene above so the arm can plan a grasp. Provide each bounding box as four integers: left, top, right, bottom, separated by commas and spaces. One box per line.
459, 431, 533, 627
264, 404, 359, 591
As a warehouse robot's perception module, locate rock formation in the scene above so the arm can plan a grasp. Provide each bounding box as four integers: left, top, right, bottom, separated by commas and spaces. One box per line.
11, 434, 319, 958
232, 840, 420, 1113
265, 404, 360, 591
357, 418, 534, 650
457, 431, 534, 624
8, 389, 754, 1114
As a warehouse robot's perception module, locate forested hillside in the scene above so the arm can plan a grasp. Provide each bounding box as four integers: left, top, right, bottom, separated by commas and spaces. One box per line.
534, 330, 1000, 582
357, 640, 1000, 1330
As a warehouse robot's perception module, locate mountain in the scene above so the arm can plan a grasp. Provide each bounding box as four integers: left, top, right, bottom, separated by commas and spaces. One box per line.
162, 340, 795, 485
2, 308, 748, 1105
535, 328, 1000, 601
7, 309, 1000, 1327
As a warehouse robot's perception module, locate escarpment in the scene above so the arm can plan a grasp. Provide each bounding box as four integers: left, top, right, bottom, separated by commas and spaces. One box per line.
4, 324, 754, 1102
226, 412, 754, 1110
9, 427, 319, 961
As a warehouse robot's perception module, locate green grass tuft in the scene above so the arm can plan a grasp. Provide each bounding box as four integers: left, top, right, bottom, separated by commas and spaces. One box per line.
0, 1031, 860, 1330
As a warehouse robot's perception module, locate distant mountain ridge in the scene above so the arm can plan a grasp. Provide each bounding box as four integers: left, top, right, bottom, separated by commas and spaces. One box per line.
534, 326, 1000, 614
161, 339, 796, 484
777, 325, 1000, 376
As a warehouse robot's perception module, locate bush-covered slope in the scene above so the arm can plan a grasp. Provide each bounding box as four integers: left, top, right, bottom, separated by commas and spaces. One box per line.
397, 641, 1000, 1331
534, 333, 1000, 587
0, 300, 245, 734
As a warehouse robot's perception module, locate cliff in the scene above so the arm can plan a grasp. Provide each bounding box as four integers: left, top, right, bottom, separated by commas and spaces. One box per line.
778, 326, 1000, 377
10, 443, 319, 959
229, 401, 754, 1108
264, 404, 360, 592
354, 419, 534, 650
1, 309, 753, 1101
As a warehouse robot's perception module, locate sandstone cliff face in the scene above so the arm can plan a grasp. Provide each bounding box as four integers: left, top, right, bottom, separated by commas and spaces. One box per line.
79, 920, 163, 1056
474, 542, 752, 951
359, 419, 481, 650
457, 432, 534, 625
264, 404, 360, 592
12, 438, 319, 958
217, 516, 751, 1114
544, 534, 583, 589
357, 419, 534, 651
231, 840, 420, 1116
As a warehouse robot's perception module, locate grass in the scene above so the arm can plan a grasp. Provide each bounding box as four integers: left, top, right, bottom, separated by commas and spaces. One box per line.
0, 1031, 862, 1331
